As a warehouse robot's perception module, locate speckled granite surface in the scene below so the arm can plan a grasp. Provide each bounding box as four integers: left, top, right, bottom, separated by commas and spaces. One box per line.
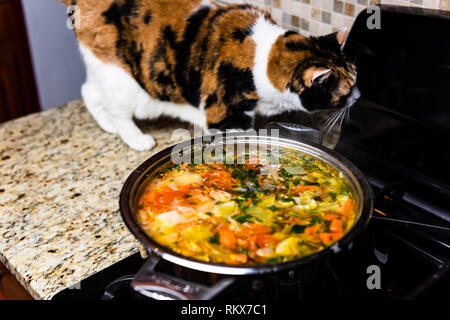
0, 100, 189, 299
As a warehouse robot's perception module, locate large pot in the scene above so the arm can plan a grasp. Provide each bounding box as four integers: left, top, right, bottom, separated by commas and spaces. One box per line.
119, 123, 373, 299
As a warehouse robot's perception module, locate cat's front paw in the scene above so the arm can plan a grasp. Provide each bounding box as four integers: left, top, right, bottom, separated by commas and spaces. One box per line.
123, 134, 156, 151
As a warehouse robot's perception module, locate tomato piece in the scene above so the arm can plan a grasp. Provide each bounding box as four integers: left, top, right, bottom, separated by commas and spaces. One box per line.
256, 235, 278, 248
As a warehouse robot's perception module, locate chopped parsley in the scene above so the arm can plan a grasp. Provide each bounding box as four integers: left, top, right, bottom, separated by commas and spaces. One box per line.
209, 233, 220, 244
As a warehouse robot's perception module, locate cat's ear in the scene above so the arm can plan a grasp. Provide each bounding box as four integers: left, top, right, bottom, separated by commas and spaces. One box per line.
322, 28, 348, 51
304, 67, 332, 87
336, 28, 348, 47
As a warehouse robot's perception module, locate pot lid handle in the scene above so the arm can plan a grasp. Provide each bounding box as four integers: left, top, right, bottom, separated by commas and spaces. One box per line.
265, 122, 323, 145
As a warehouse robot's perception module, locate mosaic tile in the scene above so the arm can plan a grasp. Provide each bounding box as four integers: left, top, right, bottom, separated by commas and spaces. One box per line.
222, 0, 447, 36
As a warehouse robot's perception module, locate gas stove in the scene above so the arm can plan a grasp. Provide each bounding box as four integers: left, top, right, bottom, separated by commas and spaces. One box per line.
53, 5, 450, 300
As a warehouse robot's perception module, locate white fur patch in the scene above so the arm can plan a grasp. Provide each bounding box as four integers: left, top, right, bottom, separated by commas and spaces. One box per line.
79, 45, 206, 151
345, 85, 361, 109
251, 16, 307, 117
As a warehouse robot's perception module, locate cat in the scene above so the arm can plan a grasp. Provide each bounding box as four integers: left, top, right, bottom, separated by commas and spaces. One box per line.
60, 0, 360, 151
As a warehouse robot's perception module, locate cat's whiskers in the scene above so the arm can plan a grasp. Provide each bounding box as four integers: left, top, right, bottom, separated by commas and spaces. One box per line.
345, 106, 351, 123
323, 109, 339, 128
323, 109, 342, 136
324, 112, 339, 133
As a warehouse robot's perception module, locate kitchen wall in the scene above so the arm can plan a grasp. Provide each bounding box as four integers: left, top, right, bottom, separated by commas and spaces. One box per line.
21, 0, 85, 110
221, 0, 450, 35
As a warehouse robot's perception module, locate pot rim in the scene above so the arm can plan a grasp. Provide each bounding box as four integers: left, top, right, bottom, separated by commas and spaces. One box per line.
119, 132, 373, 275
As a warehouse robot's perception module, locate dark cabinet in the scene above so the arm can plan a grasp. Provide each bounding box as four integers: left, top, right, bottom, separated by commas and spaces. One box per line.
0, 0, 39, 123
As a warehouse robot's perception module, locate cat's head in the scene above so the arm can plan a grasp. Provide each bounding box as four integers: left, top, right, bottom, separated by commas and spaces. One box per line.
267, 29, 359, 113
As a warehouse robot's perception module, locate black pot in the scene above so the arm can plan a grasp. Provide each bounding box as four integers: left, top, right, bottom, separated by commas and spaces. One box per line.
119, 123, 373, 299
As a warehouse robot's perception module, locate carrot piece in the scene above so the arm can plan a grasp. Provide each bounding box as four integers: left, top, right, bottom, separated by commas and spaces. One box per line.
329, 219, 343, 233
237, 223, 271, 237
330, 233, 343, 241
232, 253, 248, 264
203, 170, 237, 190
304, 225, 318, 235
292, 185, 319, 194
146, 191, 159, 202
219, 229, 236, 249
245, 158, 264, 170
320, 232, 343, 245
210, 163, 225, 170
338, 198, 353, 216
323, 214, 339, 221
319, 233, 334, 245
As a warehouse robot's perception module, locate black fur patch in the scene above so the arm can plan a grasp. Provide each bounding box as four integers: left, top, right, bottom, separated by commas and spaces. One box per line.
149, 31, 177, 101
103, 0, 145, 89
162, 25, 177, 50
285, 40, 310, 51
299, 88, 333, 111
205, 93, 218, 109
210, 62, 257, 130
173, 6, 211, 107
218, 62, 256, 107
283, 30, 298, 38
232, 27, 252, 43
209, 105, 254, 130
143, 11, 152, 24
199, 4, 253, 71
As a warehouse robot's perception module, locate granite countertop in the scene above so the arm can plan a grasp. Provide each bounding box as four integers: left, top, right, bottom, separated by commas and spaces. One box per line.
0, 100, 189, 299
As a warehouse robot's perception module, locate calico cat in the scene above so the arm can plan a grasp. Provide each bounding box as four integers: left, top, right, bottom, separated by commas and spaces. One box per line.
61, 0, 360, 150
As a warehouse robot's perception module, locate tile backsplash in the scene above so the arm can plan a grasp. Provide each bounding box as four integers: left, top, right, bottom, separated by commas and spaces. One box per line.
220, 0, 450, 35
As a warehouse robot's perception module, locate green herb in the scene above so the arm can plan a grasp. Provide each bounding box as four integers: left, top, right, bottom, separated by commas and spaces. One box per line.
290, 212, 302, 218
233, 214, 253, 224
280, 198, 294, 202
291, 225, 307, 233
323, 220, 331, 232
205, 212, 212, 216
279, 168, 293, 178
209, 233, 220, 244
328, 192, 337, 201
231, 166, 259, 185
184, 194, 192, 198
239, 248, 249, 254
268, 205, 278, 212
267, 257, 283, 264
310, 216, 321, 225
340, 184, 351, 195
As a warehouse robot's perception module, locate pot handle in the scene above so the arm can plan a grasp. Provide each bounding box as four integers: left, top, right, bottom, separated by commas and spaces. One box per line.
132, 255, 235, 300
265, 122, 323, 145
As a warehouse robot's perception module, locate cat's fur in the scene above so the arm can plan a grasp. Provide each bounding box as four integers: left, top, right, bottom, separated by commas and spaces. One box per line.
62, 0, 359, 150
